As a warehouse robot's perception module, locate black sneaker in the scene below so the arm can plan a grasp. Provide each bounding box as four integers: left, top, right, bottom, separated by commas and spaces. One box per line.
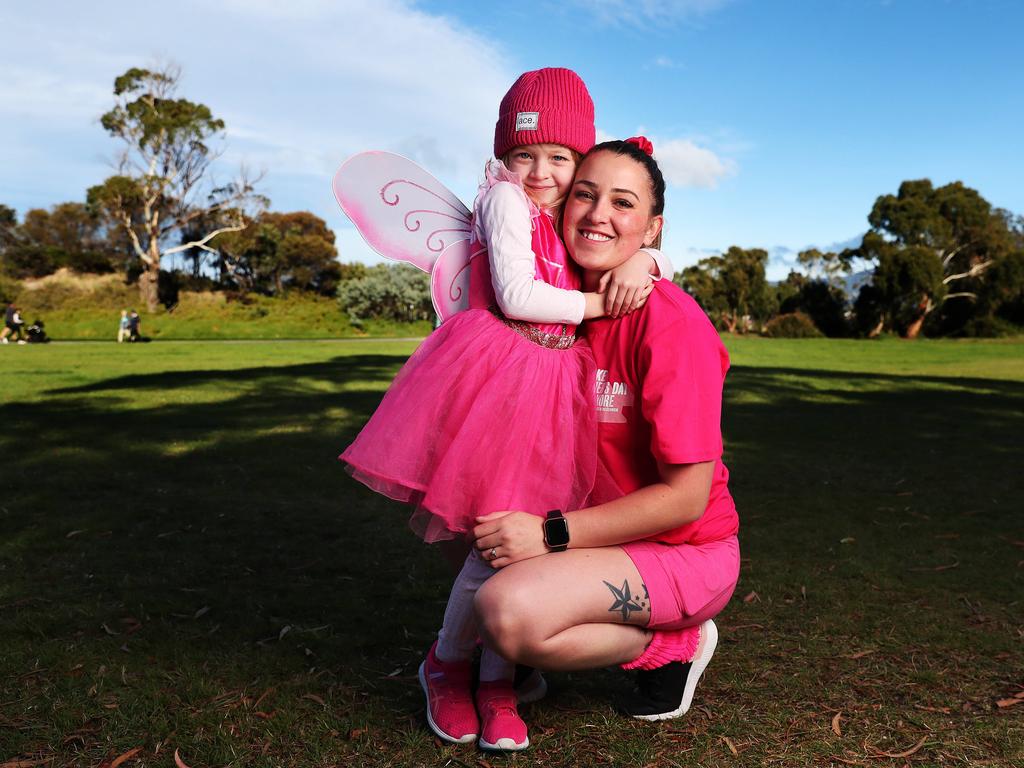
619, 619, 718, 721
514, 664, 548, 704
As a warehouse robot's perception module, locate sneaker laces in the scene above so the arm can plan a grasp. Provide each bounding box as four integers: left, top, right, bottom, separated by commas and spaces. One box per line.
480, 691, 518, 717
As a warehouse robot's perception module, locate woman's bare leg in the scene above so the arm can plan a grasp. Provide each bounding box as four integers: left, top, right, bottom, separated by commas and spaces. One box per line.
475, 547, 653, 671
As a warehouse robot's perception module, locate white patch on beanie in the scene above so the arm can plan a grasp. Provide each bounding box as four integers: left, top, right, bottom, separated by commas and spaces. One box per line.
516, 112, 539, 131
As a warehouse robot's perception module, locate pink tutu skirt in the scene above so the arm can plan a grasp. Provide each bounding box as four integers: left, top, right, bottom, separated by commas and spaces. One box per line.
340, 308, 597, 542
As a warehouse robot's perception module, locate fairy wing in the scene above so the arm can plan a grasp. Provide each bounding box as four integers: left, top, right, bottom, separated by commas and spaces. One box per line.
431, 239, 487, 322
333, 151, 474, 319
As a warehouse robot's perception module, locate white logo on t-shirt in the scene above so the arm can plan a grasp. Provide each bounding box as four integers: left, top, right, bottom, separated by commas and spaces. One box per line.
594, 368, 633, 423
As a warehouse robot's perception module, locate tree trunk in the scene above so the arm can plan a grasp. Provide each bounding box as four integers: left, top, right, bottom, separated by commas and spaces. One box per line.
721, 311, 738, 334
867, 318, 884, 338
139, 268, 160, 313
903, 294, 932, 339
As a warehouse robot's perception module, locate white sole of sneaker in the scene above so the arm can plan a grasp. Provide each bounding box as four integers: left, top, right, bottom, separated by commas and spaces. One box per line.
417, 661, 477, 744
632, 618, 719, 722
478, 735, 530, 751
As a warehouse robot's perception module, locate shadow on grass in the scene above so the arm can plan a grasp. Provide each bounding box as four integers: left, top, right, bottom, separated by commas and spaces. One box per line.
2, 356, 1022, 762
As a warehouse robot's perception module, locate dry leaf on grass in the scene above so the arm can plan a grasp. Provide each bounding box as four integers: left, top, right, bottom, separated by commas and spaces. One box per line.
302, 693, 326, 706
847, 649, 876, 659
831, 711, 843, 736
107, 747, 141, 768
865, 735, 927, 758
721, 736, 738, 756
908, 559, 959, 572
742, 591, 760, 603
996, 691, 1024, 708
173, 750, 190, 768
914, 704, 951, 714
0, 761, 53, 768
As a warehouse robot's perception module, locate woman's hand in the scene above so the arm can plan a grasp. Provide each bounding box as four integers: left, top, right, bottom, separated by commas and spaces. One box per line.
473, 511, 548, 568
599, 249, 657, 318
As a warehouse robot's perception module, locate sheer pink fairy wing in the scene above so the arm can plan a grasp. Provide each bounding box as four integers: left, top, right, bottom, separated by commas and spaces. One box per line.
333, 151, 472, 274
430, 240, 486, 321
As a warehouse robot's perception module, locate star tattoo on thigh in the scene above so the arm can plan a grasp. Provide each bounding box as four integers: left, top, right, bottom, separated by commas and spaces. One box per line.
603, 579, 645, 621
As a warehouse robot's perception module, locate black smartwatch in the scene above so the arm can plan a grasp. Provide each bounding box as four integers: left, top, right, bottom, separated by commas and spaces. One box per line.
543, 510, 570, 552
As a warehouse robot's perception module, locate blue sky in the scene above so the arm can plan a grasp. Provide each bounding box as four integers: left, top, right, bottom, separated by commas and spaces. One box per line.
1, 0, 1021, 279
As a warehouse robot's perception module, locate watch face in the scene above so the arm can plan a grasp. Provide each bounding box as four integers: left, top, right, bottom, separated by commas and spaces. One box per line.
544, 517, 570, 548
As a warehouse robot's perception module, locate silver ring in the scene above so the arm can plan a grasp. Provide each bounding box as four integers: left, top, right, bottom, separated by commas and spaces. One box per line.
489, 548, 497, 561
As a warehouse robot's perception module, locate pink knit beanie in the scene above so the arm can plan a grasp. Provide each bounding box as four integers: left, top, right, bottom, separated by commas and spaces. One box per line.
493, 68, 595, 159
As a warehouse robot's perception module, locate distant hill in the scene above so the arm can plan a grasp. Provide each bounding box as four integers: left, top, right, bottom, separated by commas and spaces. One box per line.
12, 270, 432, 340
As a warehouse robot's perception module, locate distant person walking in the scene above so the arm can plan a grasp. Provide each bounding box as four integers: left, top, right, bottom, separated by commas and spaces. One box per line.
117, 310, 130, 343
128, 310, 141, 342
1, 303, 26, 344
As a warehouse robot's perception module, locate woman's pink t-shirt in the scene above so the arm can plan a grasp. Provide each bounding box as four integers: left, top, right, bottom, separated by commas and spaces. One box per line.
585, 280, 739, 546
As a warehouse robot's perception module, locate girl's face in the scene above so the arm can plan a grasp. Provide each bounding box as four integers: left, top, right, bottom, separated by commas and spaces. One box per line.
562, 150, 664, 274
504, 144, 577, 210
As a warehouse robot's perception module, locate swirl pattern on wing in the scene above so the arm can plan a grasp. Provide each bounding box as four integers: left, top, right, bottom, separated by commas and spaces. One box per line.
380, 180, 472, 253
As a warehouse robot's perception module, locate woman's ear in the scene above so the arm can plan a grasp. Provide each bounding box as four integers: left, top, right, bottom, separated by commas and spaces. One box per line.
643, 215, 664, 247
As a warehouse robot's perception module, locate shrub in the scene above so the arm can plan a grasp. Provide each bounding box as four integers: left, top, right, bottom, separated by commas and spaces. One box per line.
958, 315, 1023, 338
763, 311, 824, 338
0, 273, 22, 304
338, 263, 434, 323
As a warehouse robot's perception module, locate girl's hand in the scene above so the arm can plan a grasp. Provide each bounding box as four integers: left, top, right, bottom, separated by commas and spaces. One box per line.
472, 511, 548, 568
600, 250, 657, 318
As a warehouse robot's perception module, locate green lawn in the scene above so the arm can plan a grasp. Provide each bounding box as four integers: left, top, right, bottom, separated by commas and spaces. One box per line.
1, 337, 1022, 767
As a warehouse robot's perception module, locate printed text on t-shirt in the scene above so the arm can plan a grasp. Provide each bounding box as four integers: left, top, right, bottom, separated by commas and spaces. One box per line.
594, 368, 633, 423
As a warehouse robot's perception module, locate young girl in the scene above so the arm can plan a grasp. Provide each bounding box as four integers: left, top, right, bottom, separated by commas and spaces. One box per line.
339, 69, 670, 751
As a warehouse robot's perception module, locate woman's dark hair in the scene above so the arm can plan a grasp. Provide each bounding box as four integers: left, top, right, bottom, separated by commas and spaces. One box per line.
583, 140, 666, 216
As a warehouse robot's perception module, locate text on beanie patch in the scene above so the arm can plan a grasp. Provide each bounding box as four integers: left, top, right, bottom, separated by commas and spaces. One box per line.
516, 112, 539, 131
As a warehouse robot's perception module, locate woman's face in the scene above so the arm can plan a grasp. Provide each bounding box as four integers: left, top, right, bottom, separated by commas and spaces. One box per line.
562, 151, 663, 274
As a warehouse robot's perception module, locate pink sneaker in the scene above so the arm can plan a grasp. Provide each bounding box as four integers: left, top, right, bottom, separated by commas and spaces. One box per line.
476, 681, 529, 751
418, 641, 478, 744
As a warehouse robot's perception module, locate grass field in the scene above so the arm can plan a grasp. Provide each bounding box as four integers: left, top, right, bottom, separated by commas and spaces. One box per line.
1, 336, 1022, 767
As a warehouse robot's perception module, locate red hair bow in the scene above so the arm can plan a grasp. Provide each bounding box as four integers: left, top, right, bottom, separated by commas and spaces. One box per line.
625, 136, 654, 156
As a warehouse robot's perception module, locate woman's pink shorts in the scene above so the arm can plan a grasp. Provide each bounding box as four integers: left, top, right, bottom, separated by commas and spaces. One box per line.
621, 535, 740, 631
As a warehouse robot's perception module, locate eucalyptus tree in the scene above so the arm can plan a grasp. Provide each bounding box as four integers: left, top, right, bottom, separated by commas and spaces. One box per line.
849, 180, 1015, 337
678, 246, 773, 333
88, 65, 264, 310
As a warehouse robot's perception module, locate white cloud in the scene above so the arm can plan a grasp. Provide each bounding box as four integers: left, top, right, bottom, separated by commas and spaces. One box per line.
570, 0, 733, 26
0, 0, 514, 225
651, 56, 682, 69
0, 66, 113, 121
652, 136, 736, 188
591, 129, 735, 189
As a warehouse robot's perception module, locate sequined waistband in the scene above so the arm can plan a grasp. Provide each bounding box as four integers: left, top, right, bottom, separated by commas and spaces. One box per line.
488, 306, 577, 350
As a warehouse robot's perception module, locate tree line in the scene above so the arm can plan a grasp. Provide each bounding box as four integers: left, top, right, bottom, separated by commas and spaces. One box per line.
0, 65, 342, 310
2, 64, 1022, 337
678, 181, 1024, 338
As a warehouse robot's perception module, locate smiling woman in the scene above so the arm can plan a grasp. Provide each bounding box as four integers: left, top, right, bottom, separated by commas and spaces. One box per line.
563, 140, 666, 276
473, 138, 740, 722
